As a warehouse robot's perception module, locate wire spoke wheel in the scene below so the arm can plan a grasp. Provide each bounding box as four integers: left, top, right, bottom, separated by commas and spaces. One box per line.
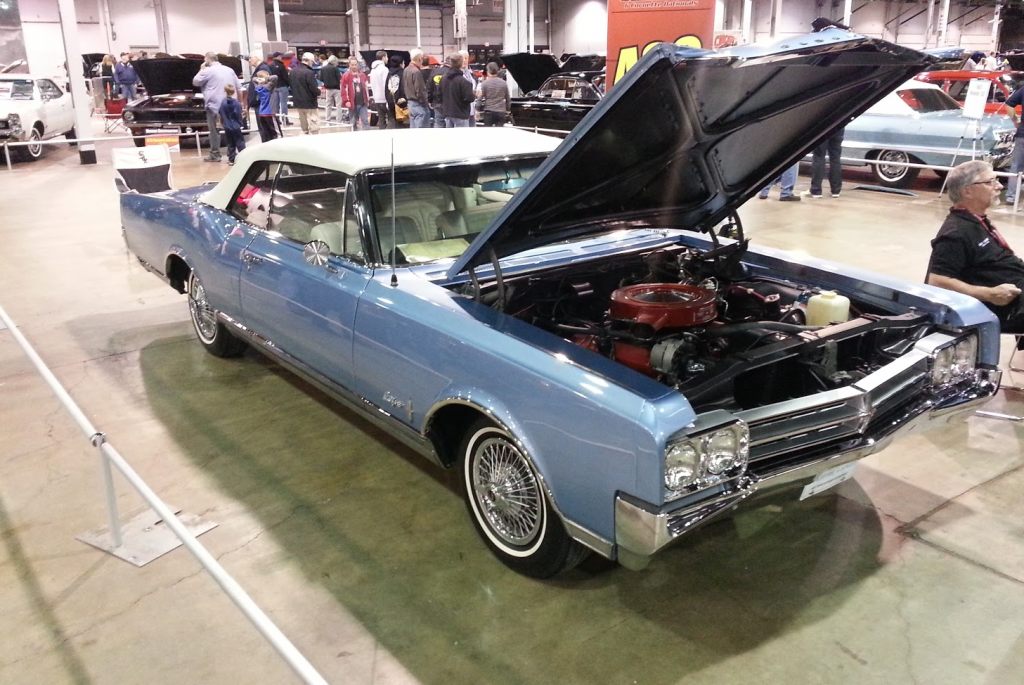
872, 149, 919, 188
188, 274, 218, 343
471, 437, 543, 547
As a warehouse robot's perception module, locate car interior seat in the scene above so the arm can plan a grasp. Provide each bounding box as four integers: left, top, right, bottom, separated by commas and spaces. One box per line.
379, 216, 423, 261
435, 203, 502, 239
375, 182, 457, 242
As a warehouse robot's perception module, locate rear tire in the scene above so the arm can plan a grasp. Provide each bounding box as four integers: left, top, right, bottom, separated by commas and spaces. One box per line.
460, 418, 589, 578
187, 271, 246, 358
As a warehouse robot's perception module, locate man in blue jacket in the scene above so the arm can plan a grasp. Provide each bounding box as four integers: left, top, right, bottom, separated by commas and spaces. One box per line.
113, 53, 139, 100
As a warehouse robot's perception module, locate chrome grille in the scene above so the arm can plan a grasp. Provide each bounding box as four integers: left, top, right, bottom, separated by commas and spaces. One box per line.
738, 349, 931, 465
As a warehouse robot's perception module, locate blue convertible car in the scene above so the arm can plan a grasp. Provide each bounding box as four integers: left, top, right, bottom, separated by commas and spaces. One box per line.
121, 31, 1001, 578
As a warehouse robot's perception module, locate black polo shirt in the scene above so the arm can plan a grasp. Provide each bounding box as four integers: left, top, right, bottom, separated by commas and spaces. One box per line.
930, 208, 1024, 288
930, 207, 1024, 330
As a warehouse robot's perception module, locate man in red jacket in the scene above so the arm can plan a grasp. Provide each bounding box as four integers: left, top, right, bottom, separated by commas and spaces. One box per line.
341, 57, 371, 131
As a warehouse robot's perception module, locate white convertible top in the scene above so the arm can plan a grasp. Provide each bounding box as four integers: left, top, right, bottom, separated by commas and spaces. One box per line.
864, 78, 943, 116
200, 127, 562, 210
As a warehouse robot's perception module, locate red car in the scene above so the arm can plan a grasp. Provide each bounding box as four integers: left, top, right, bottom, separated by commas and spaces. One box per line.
914, 69, 1024, 115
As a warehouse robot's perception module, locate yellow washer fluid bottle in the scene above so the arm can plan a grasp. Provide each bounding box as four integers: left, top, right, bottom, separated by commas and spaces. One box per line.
806, 290, 850, 326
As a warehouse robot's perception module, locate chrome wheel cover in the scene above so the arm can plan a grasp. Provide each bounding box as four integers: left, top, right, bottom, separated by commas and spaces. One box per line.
471, 436, 542, 547
27, 130, 42, 158
188, 275, 218, 343
876, 150, 908, 182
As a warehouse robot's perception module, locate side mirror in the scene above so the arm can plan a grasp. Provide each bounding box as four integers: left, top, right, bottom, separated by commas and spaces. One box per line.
303, 240, 331, 267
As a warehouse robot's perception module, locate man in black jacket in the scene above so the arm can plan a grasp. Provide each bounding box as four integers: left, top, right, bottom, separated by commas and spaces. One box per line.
290, 53, 322, 134
428, 57, 450, 128
440, 53, 474, 127
267, 52, 291, 124
320, 55, 342, 122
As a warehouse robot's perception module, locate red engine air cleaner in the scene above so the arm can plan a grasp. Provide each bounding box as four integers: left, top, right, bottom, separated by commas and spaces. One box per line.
609, 284, 717, 330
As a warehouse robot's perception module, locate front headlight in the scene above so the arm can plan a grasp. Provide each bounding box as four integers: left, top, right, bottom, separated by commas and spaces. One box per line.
930, 333, 978, 387
664, 420, 749, 499
122, 109, 135, 122
8, 113, 22, 134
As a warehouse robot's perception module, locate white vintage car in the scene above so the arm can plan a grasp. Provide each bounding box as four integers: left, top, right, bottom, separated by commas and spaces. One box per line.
0, 74, 76, 161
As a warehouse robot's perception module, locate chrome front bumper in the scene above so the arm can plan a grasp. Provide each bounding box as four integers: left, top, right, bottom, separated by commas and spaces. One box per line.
614, 365, 1001, 567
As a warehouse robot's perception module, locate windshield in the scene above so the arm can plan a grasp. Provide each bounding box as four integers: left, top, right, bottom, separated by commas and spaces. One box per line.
366, 156, 546, 264
0, 80, 33, 100
897, 87, 961, 113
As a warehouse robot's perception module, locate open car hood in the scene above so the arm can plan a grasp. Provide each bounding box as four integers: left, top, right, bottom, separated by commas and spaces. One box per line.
500, 53, 561, 94
134, 58, 203, 95
449, 30, 931, 278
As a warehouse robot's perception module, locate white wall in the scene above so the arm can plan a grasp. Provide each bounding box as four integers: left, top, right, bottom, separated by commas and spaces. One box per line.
550, 0, 607, 56
368, 5, 443, 57
19, 0, 267, 79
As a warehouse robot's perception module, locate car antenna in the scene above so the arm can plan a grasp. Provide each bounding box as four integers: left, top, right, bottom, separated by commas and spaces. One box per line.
389, 138, 398, 287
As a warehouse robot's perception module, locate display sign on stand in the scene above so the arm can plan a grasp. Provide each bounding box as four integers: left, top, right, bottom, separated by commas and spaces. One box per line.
962, 79, 989, 121
145, 128, 180, 152
606, 0, 715, 89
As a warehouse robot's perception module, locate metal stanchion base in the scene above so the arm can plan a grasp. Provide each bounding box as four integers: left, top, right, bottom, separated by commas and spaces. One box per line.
76, 507, 217, 567
850, 184, 918, 197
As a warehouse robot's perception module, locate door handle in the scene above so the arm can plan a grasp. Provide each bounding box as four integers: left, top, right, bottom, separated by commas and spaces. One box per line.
242, 252, 264, 269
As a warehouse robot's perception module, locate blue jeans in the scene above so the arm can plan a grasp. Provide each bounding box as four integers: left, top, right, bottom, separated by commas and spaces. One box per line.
119, 83, 137, 101
433, 108, 446, 127
759, 163, 799, 198
1007, 138, 1024, 202
445, 117, 471, 128
272, 86, 290, 120
205, 109, 221, 157
408, 101, 429, 129
351, 105, 370, 130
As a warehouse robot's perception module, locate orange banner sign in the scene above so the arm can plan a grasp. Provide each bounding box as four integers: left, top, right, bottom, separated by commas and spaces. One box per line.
607, 0, 715, 88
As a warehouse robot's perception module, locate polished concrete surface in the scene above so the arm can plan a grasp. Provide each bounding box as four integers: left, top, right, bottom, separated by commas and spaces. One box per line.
1, 121, 1023, 685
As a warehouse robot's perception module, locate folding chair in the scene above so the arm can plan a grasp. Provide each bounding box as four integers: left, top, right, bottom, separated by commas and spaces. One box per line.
112, 144, 173, 194
100, 97, 130, 134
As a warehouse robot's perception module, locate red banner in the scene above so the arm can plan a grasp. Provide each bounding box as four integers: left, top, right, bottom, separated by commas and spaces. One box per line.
607, 0, 715, 88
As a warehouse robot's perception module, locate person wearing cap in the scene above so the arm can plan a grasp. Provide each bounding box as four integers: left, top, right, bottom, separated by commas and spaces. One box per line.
291, 52, 322, 134
193, 52, 241, 162
321, 55, 343, 123
267, 52, 291, 125
341, 57, 371, 131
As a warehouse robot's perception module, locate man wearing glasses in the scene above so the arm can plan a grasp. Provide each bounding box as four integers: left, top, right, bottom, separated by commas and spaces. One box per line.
927, 161, 1024, 337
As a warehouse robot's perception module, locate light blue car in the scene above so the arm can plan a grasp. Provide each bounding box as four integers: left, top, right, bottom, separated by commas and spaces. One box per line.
842, 79, 1016, 188
120, 31, 1001, 578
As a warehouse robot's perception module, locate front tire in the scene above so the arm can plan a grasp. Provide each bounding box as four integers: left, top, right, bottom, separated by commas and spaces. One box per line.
14, 127, 43, 161
131, 129, 146, 147
460, 418, 589, 578
870, 150, 921, 188
187, 271, 246, 358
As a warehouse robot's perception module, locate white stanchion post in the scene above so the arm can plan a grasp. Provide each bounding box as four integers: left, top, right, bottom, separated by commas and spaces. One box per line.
91, 432, 124, 548
195, 131, 202, 158
1016, 172, 1021, 211
3, 142, 10, 172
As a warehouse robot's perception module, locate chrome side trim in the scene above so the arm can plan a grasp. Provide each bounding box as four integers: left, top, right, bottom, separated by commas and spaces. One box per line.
217, 312, 442, 465
219, 314, 615, 559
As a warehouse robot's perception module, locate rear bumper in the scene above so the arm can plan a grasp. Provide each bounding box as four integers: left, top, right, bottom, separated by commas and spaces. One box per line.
614, 366, 1001, 564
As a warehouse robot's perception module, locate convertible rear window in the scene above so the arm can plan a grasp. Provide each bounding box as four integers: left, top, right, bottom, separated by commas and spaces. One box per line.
365, 156, 545, 264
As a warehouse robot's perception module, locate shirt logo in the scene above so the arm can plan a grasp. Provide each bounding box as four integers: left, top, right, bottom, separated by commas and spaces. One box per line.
979, 237, 991, 248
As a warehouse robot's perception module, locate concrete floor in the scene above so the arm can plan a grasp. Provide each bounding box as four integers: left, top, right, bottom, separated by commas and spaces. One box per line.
1, 120, 1023, 685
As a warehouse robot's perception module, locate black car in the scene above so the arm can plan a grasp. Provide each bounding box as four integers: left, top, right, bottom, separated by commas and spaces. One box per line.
503, 53, 606, 135
122, 56, 246, 147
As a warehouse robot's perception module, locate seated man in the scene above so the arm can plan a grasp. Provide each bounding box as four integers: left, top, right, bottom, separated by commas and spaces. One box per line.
927, 160, 1024, 339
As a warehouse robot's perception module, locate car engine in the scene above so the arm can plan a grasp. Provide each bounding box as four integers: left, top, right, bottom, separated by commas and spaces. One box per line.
476, 239, 936, 413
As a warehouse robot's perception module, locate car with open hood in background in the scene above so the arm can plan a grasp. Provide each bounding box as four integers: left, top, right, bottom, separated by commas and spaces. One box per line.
841, 79, 1016, 188
502, 53, 606, 134
122, 55, 247, 148
0, 73, 76, 161
119, 32, 1001, 578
